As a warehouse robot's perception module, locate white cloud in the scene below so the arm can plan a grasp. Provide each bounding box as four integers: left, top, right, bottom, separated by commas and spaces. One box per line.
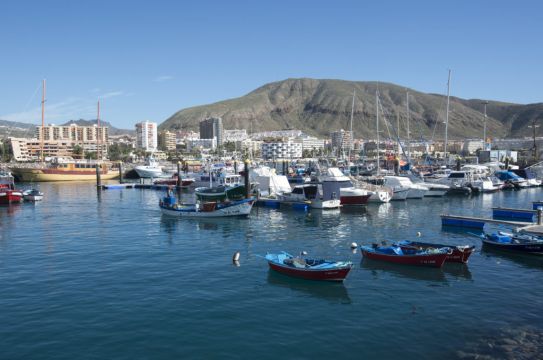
99, 91, 124, 99
2, 97, 102, 124
154, 75, 174, 82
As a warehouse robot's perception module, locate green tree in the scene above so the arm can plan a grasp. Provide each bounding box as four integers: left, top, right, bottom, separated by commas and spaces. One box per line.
72, 145, 83, 159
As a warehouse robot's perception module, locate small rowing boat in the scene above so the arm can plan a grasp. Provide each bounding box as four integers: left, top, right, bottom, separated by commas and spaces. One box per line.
360, 244, 451, 268
481, 232, 543, 255
395, 240, 475, 264
265, 252, 352, 281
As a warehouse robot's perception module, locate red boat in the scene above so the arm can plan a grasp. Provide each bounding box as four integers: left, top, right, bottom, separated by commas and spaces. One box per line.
360, 245, 450, 268
0, 172, 23, 205
265, 252, 352, 281
395, 240, 475, 263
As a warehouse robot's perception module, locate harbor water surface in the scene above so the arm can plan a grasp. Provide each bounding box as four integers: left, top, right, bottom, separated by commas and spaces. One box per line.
1, 184, 542, 359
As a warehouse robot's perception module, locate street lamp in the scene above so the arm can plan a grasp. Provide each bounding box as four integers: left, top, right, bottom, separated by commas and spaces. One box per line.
482, 101, 489, 150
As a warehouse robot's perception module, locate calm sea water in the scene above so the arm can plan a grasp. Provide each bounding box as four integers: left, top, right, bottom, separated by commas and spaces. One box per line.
1, 183, 542, 359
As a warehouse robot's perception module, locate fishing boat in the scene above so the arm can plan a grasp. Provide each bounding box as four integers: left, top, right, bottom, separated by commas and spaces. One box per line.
10, 157, 118, 182
360, 244, 451, 267
395, 240, 475, 263
481, 232, 543, 255
159, 188, 255, 218
22, 188, 44, 202
0, 170, 23, 204
265, 252, 352, 281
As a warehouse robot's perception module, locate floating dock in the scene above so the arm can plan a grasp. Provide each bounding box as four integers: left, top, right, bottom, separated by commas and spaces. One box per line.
441, 214, 533, 229
492, 207, 536, 222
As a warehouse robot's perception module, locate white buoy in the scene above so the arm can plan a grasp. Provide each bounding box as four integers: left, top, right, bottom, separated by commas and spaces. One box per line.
232, 252, 240, 262
350, 242, 358, 249
416, 232, 422, 237
300, 251, 308, 256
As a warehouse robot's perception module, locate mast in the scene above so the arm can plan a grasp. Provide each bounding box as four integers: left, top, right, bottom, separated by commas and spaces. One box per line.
376, 90, 380, 175
97, 100, 101, 160
406, 92, 411, 163
348, 89, 355, 163
444, 69, 451, 164
40, 79, 46, 162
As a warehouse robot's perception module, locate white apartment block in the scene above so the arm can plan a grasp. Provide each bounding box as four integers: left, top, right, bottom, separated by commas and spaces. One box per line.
9, 137, 108, 161
261, 138, 302, 159
36, 123, 108, 143
300, 137, 325, 151
135, 121, 158, 151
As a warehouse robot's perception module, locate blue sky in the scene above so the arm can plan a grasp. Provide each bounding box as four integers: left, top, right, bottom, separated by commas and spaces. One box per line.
1, 0, 541, 129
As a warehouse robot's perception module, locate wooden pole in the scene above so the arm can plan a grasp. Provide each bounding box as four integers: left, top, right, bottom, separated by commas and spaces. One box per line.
118, 162, 124, 184
96, 164, 102, 187
176, 161, 181, 191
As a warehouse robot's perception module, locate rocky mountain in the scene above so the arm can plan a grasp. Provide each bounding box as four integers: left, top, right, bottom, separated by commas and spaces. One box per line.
160, 78, 543, 140
0, 120, 35, 138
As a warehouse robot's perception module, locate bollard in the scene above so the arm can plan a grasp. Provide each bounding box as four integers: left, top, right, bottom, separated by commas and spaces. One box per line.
234, 160, 238, 174
176, 161, 182, 191
118, 162, 124, 184
244, 159, 250, 198
538, 207, 542, 225
95, 164, 102, 187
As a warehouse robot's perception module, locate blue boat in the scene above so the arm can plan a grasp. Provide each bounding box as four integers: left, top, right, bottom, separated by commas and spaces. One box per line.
494, 171, 528, 189
481, 232, 543, 255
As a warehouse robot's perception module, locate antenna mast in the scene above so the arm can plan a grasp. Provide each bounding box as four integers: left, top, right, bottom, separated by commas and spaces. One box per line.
444, 70, 451, 164
40, 79, 46, 162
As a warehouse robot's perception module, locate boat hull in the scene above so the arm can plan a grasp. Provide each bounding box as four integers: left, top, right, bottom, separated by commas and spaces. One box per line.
0, 190, 23, 204
361, 249, 448, 267
398, 241, 475, 263
482, 238, 543, 255
267, 262, 352, 281
367, 190, 392, 203
160, 198, 255, 218
340, 194, 371, 206
11, 167, 118, 182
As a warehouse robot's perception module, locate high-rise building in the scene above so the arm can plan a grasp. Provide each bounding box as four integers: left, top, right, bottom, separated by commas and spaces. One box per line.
135, 121, 158, 151
330, 129, 353, 153
158, 130, 177, 151
199, 117, 224, 146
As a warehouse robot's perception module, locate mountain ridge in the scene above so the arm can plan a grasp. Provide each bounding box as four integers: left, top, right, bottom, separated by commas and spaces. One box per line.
160, 78, 543, 140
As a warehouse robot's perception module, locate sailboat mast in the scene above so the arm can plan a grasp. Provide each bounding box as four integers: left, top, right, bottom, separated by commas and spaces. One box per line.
376, 90, 380, 175
406, 92, 411, 163
40, 79, 46, 162
444, 69, 451, 164
97, 100, 101, 160
348, 89, 355, 163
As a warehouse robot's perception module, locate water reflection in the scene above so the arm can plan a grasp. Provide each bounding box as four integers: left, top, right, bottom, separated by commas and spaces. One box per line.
442, 264, 473, 280
360, 258, 448, 283
266, 271, 351, 304
305, 209, 342, 228
481, 247, 543, 270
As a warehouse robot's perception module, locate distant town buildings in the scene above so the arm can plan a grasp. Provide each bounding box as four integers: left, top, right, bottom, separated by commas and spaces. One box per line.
199, 117, 224, 146
251, 130, 304, 140
186, 138, 217, 152
462, 139, 484, 155
135, 121, 158, 152
224, 129, 248, 142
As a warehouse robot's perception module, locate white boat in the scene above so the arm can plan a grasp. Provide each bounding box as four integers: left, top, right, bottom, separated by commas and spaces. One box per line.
134, 157, 165, 178
384, 176, 428, 199
278, 183, 340, 209
382, 176, 412, 200
471, 176, 501, 193
317, 168, 372, 206
23, 189, 44, 201
405, 174, 450, 197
